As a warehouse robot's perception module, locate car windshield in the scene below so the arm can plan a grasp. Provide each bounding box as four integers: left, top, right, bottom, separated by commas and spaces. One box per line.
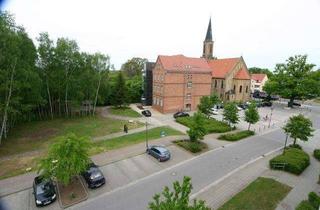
36, 182, 54, 196
90, 171, 103, 180
156, 147, 169, 155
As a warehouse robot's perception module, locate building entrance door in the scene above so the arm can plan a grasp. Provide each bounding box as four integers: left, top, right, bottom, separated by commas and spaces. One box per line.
185, 103, 191, 111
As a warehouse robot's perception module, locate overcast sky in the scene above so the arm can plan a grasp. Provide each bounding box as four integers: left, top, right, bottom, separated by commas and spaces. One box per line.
2, 0, 320, 70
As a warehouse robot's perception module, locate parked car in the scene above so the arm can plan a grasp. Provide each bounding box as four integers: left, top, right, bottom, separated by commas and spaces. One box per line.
173, 111, 189, 118
288, 101, 301, 107
147, 146, 171, 162
141, 110, 152, 117
262, 100, 272, 107
33, 176, 57, 207
210, 108, 219, 115
82, 162, 106, 188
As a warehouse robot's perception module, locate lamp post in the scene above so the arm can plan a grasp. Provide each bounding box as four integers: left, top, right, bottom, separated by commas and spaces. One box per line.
145, 117, 148, 149
283, 133, 289, 155
268, 107, 274, 128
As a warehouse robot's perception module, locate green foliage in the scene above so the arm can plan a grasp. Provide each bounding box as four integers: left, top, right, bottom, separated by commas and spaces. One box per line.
288, 144, 302, 150
197, 94, 220, 117
223, 102, 239, 126
296, 200, 316, 210
313, 149, 320, 161
270, 148, 310, 175
149, 176, 211, 210
38, 133, 91, 185
263, 55, 319, 107
121, 57, 147, 78
283, 114, 314, 145
111, 71, 127, 107
109, 106, 141, 117
187, 112, 206, 142
244, 102, 259, 130
174, 140, 207, 153
177, 116, 231, 133
308, 192, 320, 209
126, 75, 143, 103
248, 67, 273, 78
218, 130, 255, 141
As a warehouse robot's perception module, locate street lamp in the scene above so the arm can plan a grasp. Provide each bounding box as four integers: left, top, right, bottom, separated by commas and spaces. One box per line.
268, 107, 274, 128
145, 117, 148, 149
283, 133, 289, 155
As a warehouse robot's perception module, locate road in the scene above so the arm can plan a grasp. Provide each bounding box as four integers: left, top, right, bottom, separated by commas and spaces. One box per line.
71, 127, 288, 210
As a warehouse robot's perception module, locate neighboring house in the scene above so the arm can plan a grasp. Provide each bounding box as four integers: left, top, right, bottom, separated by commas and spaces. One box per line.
152, 55, 212, 113
150, 18, 251, 113
251, 73, 268, 93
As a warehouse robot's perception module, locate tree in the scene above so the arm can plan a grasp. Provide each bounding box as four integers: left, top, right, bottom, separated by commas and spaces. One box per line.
198, 94, 220, 118
38, 133, 91, 185
248, 67, 273, 78
263, 55, 319, 107
283, 114, 314, 146
126, 75, 143, 103
223, 102, 239, 127
121, 57, 148, 78
244, 102, 259, 130
149, 176, 211, 210
111, 71, 127, 107
187, 112, 206, 142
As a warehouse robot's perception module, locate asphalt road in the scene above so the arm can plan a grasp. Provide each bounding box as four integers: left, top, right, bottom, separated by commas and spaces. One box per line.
71, 127, 289, 210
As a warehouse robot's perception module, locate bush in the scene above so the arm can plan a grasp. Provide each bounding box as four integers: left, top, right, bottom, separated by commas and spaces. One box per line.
296, 200, 316, 210
176, 116, 231, 134
174, 140, 207, 153
314, 149, 320, 161
288, 144, 302, 150
270, 148, 310, 175
309, 192, 320, 209
218, 130, 255, 141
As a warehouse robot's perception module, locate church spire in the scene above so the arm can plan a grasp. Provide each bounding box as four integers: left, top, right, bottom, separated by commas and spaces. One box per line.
205, 18, 212, 41
202, 18, 214, 59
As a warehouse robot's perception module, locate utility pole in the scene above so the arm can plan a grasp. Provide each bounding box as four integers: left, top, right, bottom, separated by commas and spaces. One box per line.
268, 107, 274, 128
283, 133, 289, 155
145, 117, 148, 149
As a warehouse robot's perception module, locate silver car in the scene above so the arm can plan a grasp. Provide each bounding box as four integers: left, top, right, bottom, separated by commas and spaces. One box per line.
147, 146, 171, 162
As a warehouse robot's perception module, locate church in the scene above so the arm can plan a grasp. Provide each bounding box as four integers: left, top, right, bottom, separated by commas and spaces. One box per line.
149, 19, 251, 113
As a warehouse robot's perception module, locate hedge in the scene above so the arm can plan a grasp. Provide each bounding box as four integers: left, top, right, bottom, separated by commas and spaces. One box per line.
309, 192, 320, 209
176, 116, 231, 134
218, 130, 255, 141
288, 144, 302, 150
314, 149, 320, 161
296, 200, 316, 210
270, 148, 310, 175
174, 140, 207, 153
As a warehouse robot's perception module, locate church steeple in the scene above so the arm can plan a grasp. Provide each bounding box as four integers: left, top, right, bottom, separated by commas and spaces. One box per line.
202, 18, 214, 59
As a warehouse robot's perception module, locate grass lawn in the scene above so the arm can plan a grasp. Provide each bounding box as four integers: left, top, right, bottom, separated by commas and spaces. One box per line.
90, 126, 183, 155
176, 116, 231, 133
0, 115, 143, 158
218, 177, 291, 210
174, 140, 208, 153
109, 106, 141, 118
218, 130, 255, 141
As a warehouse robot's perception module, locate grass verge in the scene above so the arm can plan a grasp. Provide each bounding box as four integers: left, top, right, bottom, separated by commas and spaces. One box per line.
270, 148, 310, 175
173, 140, 208, 153
176, 116, 231, 133
314, 149, 320, 161
90, 126, 183, 155
218, 177, 291, 210
296, 192, 320, 210
109, 106, 141, 117
218, 130, 255, 141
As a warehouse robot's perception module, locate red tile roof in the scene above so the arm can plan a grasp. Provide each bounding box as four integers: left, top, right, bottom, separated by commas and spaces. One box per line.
234, 68, 251, 80
251, 73, 267, 82
158, 55, 211, 72
207, 58, 240, 78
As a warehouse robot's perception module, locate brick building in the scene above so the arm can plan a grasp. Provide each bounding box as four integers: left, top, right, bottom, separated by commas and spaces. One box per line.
152, 18, 251, 113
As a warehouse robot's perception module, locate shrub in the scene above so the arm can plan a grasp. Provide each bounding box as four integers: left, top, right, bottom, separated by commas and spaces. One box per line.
270, 148, 310, 175
218, 130, 255, 141
296, 200, 315, 210
288, 144, 302, 150
314, 149, 320, 161
174, 140, 207, 153
309, 192, 320, 209
176, 116, 231, 134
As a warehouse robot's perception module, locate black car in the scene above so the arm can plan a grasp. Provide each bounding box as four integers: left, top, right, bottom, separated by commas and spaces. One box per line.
288, 101, 301, 107
33, 176, 57, 207
147, 146, 171, 162
173, 111, 189, 118
141, 110, 152, 117
82, 162, 106, 188
262, 101, 273, 107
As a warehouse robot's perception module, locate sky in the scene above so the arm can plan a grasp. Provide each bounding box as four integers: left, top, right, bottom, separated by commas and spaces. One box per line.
2, 0, 320, 70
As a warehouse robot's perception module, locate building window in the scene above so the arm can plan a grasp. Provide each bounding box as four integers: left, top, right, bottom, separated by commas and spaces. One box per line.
246, 86, 248, 93
214, 80, 217, 88
233, 85, 236, 92
221, 80, 224, 88
187, 81, 192, 88
239, 85, 242, 93
186, 93, 191, 100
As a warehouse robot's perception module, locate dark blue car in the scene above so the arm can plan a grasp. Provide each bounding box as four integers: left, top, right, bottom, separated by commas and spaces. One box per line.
147, 146, 171, 162
82, 162, 106, 188
33, 176, 57, 207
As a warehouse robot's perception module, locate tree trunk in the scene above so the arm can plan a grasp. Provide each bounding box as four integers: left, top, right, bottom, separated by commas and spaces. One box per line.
46, 77, 53, 119
0, 59, 16, 144
293, 138, 297, 145
93, 73, 102, 116
288, 97, 294, 108
248, 123, 251, 131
